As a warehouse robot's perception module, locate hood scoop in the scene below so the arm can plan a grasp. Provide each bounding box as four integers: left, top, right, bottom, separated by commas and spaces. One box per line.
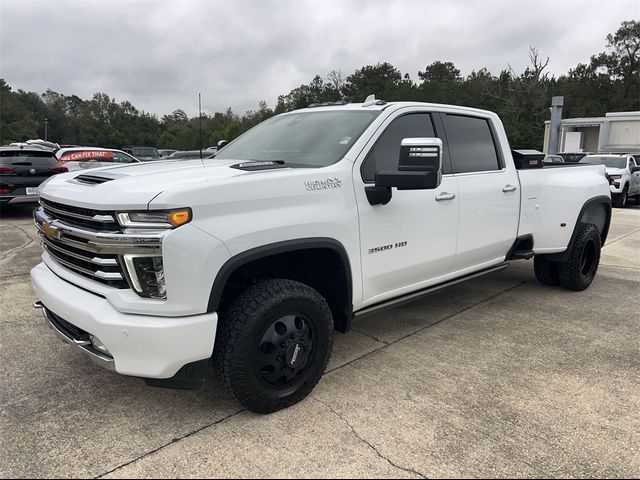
73, 171, 127, 185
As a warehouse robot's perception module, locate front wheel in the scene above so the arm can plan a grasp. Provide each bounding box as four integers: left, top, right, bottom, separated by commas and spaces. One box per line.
558, 223, 601, 291
213, 279, 334, 413
613, 185, 628, 208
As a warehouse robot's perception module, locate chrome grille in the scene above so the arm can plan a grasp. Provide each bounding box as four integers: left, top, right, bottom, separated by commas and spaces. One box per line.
40, 198, 119, 232
34, 203, 164, 292
41, 235, 128, 288
35, 201, 129, 288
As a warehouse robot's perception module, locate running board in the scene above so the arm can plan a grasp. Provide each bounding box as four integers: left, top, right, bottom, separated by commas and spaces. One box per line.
354, 263, 510, 319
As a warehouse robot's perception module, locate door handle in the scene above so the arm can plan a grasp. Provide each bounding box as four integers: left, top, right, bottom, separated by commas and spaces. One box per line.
502, 185, 517, 193
435, 192, 456, 201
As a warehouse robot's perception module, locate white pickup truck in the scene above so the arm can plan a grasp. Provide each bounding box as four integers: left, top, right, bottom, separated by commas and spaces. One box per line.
31, 100, 611, 413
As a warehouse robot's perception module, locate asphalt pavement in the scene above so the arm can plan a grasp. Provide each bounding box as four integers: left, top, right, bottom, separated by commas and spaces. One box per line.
1, 203, 639, 478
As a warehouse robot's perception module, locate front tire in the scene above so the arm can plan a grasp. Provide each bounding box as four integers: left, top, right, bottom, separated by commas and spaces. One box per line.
213, 279, 334, 413
613, 185, 628, 208
558, 223, 601, 291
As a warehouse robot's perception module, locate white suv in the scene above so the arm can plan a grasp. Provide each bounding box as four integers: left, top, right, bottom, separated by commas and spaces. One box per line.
580, 154, 640, 207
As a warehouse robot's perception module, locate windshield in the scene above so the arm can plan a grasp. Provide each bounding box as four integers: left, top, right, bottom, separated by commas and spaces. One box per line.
580, 155, 627, 169
214, 110, 381, 167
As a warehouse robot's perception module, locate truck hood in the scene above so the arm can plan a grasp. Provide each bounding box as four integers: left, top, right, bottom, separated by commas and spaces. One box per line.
38, 159, 265, 209
605, 167, 625, 175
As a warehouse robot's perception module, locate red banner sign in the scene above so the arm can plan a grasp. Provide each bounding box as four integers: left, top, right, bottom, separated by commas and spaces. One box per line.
60, 150, 114, 162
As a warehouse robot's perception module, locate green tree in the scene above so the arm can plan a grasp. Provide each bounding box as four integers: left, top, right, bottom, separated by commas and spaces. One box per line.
342, 62, 404, 101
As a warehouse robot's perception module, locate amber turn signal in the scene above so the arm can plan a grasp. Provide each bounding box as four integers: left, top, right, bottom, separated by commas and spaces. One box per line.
168, 209, 191, 226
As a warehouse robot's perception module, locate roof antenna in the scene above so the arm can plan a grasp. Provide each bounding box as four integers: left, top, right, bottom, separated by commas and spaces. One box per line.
363, 94, 376, 106
362, 94, 386, 107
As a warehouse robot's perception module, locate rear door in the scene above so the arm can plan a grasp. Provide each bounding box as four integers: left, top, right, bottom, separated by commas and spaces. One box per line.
439, 113, 520, 270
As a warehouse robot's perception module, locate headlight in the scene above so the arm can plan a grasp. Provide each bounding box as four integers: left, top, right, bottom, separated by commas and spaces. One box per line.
123, 255, 166, 299
117, 208, 191, 228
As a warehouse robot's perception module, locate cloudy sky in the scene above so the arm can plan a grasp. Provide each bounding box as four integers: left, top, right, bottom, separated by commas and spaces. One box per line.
0, 0, 635, 117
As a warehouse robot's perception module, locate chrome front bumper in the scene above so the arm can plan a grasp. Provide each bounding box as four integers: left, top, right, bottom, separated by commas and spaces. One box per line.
33, 300, 115, 371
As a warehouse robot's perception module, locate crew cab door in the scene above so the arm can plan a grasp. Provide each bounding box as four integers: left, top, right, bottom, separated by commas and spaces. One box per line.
439, 113, 520, 269
354, 110, 459, 307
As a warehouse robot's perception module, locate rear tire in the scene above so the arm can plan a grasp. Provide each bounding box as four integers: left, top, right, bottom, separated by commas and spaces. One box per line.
534, 256, 561, 286
213, 279, 334, 414
558, 223, 601, 291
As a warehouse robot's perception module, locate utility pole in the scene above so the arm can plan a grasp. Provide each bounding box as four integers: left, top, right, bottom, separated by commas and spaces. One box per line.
199, 93, 203, 160
548, 96, 564, 154
44, 118, 48, 141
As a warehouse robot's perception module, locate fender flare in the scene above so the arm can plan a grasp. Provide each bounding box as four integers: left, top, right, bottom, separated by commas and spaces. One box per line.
544, 195, 611, 263
207, 237, 353, 320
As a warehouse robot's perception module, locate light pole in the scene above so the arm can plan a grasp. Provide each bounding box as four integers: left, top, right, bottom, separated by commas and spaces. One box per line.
44, 118, 48, 141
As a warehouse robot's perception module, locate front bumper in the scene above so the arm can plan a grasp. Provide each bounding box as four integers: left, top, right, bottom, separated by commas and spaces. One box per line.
31, 262, 218, 379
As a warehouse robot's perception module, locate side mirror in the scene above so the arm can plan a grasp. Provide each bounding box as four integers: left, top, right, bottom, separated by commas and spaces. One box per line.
217, 139, 229, 149
365, 138, 443, 205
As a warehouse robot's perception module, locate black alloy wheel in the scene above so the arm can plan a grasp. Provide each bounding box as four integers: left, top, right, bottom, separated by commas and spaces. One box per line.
256, 313, 317, 388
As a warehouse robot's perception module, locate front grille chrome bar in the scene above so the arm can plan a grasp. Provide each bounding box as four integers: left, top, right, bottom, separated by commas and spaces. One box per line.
40, 199, 117, 224
35, 207, 164, 255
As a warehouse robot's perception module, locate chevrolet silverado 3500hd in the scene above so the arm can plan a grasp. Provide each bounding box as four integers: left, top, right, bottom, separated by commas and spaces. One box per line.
31, 100, 611, 413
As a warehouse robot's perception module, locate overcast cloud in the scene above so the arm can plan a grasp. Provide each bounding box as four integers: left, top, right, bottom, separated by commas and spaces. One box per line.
0, 0, 636, 117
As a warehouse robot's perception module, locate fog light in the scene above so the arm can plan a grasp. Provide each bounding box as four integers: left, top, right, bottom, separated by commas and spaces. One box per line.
90, 335, 111, 355
123, 255, 166, 299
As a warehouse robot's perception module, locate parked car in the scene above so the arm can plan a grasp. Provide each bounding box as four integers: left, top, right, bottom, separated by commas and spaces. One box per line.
158, 149, 178, 158
0, 145, 67, 206
543, 154, 564, 164
579, 153, 640, 207
559, 152, 592, 163
9, 139, 61, 151
121, 146, 161, 161
32, 99, 611, 414
56, 147, 140, 171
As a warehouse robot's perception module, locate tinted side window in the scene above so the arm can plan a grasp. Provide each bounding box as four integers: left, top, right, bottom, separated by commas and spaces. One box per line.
362, 113, 437, 182
113, 152, 136, 163
443, 114, 500, 173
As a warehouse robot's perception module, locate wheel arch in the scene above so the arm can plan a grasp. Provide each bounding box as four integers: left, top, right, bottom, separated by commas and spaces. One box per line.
545, 195, 611, 263
207, 238, 353, 333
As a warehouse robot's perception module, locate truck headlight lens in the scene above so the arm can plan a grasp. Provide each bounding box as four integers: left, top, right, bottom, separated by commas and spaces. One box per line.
123, 255, 166, 299
117, 208, 191, 228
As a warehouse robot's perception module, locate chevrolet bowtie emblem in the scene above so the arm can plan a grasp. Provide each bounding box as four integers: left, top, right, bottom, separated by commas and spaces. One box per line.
42, 221, 59, 240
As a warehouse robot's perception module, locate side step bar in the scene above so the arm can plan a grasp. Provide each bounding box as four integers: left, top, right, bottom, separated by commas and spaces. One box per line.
354, 263, 510, 320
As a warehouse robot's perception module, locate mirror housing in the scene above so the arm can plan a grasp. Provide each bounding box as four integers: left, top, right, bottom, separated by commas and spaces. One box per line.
366, 138, 443, 205
375, 137, 442, 190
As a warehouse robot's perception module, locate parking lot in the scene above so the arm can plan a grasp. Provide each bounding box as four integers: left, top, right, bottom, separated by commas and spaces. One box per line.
1, 204, 639, 478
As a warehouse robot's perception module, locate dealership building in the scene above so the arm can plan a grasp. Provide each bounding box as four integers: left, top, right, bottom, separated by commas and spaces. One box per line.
543, 111, 640, 154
